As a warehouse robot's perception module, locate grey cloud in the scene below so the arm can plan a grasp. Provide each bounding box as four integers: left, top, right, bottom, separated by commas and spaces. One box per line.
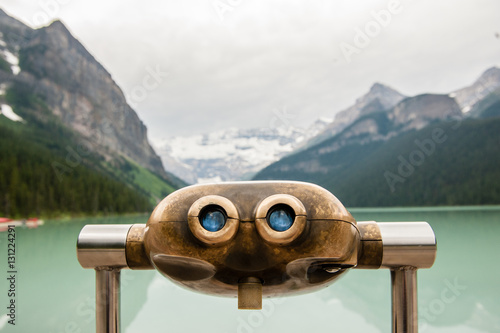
2, 0, 499, 140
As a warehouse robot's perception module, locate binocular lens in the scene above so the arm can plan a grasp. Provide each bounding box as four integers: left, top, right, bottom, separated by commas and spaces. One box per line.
268, 206, 294, 232
200, 207, 226, 232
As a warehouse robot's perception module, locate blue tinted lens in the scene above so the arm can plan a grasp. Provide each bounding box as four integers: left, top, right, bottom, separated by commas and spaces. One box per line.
200, 208, 226, 232
268, 208, 294, 231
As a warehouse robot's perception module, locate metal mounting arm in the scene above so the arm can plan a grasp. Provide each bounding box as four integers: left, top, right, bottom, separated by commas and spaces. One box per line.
77, 224, 134, 333
76, 220, 436, 333
358, 221, 437, 333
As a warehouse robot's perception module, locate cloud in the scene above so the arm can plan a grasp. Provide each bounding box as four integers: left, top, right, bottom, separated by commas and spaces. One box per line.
2, 0, 499, 139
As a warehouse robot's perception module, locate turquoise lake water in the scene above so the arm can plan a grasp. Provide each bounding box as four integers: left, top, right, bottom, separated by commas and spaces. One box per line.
0, 206, 499, 332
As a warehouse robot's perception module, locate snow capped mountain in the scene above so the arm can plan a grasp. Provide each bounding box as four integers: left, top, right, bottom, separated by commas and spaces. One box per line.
450, 67, 500, 113
331, 82, 406, 129
304, 83, 407, 148
154, 119, 331, 184
155, 68, 498, 185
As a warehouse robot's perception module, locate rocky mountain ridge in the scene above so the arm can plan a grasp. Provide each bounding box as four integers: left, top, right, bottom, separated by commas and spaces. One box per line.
0, 9, 184, 215
451, 67, 500, 112
159, 71, 488, 184
0, 9, 170, 180
265, 93, 462, 171
305, 82, 407, 148
295, 67, 500, 157
253, 74, 500, 207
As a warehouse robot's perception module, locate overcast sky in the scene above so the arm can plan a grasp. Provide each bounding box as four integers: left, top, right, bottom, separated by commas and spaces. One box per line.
1, 0, 499, 142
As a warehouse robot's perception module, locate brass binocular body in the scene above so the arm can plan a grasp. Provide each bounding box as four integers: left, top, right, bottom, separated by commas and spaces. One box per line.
77, 181, 437, 333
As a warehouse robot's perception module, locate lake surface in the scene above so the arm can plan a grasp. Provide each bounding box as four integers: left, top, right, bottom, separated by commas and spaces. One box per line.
0, 206, 499, 333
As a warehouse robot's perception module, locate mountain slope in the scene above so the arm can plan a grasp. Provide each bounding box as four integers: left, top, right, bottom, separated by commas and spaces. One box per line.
468, 87, 500, 119
266, 93, 461, 167
451, 67, 500, 112
0, 91, 152, 217
0, 9, 184, 216
253, 69, 500, 207
18, 20, 167, 175
305, 83, 406, 148
1, 9, 184, 182
254, 115, 500, 207
156, 118, 332, 183
252, 91, 500, 207
155, 83, 406, 185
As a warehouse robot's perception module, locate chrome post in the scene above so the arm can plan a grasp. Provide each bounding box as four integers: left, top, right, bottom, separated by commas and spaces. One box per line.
378, 222, 437, 333
391, 267, 417, 333
96, 268, 121, 333
77, 224, 133, 333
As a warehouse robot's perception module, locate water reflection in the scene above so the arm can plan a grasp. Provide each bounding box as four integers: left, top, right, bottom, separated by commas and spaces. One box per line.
350, 206, 500, 333
0, 208, 498, 332
126, 274, 380, 333
0, 215, 153, 333
127, 206, 500, 333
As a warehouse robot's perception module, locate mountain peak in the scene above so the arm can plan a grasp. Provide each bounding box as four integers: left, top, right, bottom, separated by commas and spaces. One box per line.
303, 82, 406, 149
476, 66, 500, 83
451, 66, 500, 111
357, 82, 406, 110
0, 12, 169, 178
32, 18, 108, 80
43, 19, 76, 41
368, 82, 403, 97
369, 82, 390, 92
483, 66, 499, 73
46, 19, 68, 31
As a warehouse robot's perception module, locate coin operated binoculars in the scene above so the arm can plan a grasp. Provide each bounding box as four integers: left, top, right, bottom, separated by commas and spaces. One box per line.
77, 181, 436, 333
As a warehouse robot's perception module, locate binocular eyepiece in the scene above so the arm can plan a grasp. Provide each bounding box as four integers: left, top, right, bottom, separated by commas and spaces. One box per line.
77, 181, 436, 332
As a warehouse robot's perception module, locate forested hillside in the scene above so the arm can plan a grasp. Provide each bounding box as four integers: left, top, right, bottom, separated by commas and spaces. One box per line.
0, 82, 174, 217
254, 116, 500, 207
0, 11, 185, 218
